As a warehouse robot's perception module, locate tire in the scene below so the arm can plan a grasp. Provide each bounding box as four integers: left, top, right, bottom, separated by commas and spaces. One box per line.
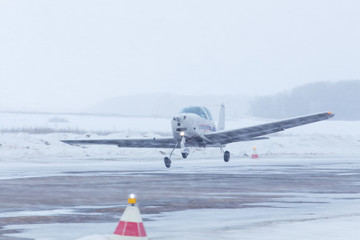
164, 157, 172, 168
224, 151, 230, 162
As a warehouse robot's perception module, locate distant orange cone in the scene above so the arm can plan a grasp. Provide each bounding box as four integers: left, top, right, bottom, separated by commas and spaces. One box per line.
251, 147, 259, 159
111, 194, 148, 240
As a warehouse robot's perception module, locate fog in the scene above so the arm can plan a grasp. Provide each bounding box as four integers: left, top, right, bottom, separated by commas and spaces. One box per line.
1, 1, 360, 112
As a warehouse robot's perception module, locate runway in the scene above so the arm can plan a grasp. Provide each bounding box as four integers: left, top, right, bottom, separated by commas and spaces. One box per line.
1, 156, 360, 239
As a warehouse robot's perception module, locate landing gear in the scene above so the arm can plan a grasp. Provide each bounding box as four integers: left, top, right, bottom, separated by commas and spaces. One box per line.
163, 142, 179, 168
164, 157, 172, 168
163, 136, 190, 168
181, 146, 189, 159
219, 144, 230, 163
180, 136, 189, 159
224, 150, 230, 162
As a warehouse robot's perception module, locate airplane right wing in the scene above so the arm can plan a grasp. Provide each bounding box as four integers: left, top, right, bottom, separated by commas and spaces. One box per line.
62, 137, 178, 148
205, 112, 335, 145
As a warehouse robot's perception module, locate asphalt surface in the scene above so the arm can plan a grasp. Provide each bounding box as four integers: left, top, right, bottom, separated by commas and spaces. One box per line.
1, 157, 360, 239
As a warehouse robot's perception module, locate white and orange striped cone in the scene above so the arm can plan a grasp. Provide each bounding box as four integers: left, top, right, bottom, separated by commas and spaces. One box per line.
111, 194, 148, 240
251, 147, 259, 159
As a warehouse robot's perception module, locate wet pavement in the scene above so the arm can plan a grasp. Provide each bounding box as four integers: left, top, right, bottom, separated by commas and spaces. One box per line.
1, 157, 360, 239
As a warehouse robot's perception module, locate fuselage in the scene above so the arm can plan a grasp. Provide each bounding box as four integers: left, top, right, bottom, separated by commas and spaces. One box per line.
171, 106, 216, 143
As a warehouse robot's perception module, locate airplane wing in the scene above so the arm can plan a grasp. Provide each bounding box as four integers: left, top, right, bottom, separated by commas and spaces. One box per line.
204, 112, 335, 145
61, 137, 178, 148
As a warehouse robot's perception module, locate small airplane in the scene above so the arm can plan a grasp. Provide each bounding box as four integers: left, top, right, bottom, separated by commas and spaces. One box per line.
62, 105, 334, 168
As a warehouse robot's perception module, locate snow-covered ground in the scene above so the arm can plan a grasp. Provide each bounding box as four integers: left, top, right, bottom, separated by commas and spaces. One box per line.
0, 111, 359, 160
1, 112, 360, 240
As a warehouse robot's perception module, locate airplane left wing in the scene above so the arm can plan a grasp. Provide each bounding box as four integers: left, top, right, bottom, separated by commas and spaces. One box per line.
62, 137, 178, 148
204, 112, 334, 145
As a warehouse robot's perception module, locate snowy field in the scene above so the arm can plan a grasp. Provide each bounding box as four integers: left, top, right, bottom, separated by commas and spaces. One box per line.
1, 112, 360, 240
1, 111, 360, 160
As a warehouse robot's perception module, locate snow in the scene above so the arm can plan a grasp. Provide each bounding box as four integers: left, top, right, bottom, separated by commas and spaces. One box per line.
1, 112, 360, 240
5, 223, 114, 240
1, 112, 360, 162
5, 194, 360, 240
144, 196, 360, 240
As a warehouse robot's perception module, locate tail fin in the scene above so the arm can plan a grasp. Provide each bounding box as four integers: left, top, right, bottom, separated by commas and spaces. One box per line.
217, 104, 225, 131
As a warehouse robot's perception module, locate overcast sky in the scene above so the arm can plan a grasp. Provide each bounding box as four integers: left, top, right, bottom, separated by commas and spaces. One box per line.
1, 0, 360, 112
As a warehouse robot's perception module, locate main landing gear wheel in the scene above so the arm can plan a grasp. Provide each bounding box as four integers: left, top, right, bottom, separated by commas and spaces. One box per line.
224, 151, 230, 162
164, 157, 172, 168
181, 153, 188, 159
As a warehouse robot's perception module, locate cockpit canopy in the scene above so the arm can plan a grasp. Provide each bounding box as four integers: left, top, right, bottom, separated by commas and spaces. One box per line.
180, 106, 213, 120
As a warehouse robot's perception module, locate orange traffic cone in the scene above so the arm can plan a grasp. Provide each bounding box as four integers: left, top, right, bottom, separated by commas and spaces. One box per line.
111, 194, 148, 240
251, 147, 259, 159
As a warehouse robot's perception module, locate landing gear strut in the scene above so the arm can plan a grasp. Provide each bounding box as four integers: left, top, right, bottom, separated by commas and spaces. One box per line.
164, 142, 179, 168
163, 136, 190, 168
180, 136, 189, 159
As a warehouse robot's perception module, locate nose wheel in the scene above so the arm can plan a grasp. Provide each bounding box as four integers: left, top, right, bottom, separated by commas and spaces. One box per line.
181, 147, 189, 159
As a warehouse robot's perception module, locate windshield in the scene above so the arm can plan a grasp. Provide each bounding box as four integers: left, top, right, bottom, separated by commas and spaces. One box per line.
180, 106, 210, 120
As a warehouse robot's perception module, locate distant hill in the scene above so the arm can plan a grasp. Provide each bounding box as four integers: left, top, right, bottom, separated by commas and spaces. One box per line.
250, 80, 360, 120
86, 94, 251, 119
